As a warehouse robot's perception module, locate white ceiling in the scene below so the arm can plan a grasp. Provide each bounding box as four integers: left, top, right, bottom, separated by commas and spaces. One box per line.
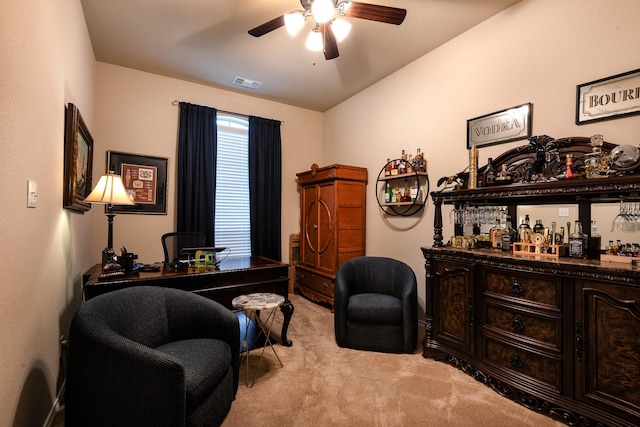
80, 0, 521, 112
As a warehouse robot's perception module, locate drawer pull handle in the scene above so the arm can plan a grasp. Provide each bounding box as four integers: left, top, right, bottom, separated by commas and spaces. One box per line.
322, 282, 328, 289
511, 316, 525, 332
509, 354, 524, 369
510, 280, 524, 294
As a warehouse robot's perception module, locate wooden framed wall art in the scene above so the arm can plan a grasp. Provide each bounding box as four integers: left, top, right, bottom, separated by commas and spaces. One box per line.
107, 151, 168, 214
576, 68, 640, 124
467, 103, 532, 149
63, 103, 94, 212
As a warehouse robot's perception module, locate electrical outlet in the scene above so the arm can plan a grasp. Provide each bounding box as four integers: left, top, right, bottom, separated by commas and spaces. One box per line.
559, 208, 569, 217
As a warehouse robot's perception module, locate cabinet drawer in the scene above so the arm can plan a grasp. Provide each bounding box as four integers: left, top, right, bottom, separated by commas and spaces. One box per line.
482, 336, 563, 393
296, 269, 334, 297
484, 302, 562, 350
484, 270, 561, 310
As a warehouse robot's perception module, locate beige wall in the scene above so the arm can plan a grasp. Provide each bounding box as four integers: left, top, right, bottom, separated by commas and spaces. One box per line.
92, 63, 324, 264
323, 0, 640, 315
2, 0, 640, 425
0, 0, 95, 425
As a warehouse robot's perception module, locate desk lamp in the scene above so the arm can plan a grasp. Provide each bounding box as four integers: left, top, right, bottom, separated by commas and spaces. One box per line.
84, 172, 135, 267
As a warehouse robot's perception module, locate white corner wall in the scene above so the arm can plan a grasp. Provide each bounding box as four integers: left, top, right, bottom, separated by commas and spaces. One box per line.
323, 0, 640, 315
0, 0, 95, 425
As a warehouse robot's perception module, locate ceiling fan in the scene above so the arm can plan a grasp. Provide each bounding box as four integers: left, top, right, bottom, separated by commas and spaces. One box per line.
248, 0, 407, 60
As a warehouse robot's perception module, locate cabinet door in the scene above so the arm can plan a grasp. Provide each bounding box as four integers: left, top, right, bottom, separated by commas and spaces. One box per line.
300, 185, 318, 269
315, 182, 336, 274
430, 259, 475, 356
575, 280, 640, 424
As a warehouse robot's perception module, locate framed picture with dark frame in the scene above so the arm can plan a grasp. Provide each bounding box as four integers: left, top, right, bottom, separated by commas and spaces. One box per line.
576, 68, 640, 124
467, 103, 532, 149
63, 103, 94, 212
107, 151, 168, 215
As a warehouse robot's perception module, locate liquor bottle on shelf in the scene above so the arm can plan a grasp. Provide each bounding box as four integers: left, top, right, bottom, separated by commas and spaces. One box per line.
410, 180, 419, 201
501, 220, 517, 252
401, 149, 407, 161
588, 220, 602, 260
490, 219, 504, 249
532, 219, 544, 235
384, 182, 392, 203
569, 220, 587, 258
518, 214, 532, 243
414, 148, 426, 172
391, 160, 399, 176
398, 161, 406, 175
385, 159, 392, 177
407, 154, 414, 173
484, 157, 497, 186
401, 180, 412, 202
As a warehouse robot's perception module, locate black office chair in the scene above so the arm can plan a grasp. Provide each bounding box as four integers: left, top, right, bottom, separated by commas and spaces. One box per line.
162, 231, 206, 263
334, 256, 418, 353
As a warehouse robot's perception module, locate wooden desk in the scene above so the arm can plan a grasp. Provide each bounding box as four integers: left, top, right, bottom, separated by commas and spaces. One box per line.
83, 256, 294, 346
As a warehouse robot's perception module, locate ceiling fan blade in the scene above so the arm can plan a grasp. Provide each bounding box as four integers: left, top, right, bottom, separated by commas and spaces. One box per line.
342, 2, 407, 25
248, 15, 286, 37
321, 23, 339, 60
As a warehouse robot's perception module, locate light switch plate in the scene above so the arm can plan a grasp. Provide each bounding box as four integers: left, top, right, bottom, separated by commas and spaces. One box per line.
27, 180, 37, 208
559, 207, 569, 217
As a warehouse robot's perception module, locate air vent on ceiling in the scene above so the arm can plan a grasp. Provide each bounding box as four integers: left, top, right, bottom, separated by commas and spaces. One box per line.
232, 76, 261, 90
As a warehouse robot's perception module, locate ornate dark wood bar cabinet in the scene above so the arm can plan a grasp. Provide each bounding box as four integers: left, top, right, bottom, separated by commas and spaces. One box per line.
422, 136, 640, 426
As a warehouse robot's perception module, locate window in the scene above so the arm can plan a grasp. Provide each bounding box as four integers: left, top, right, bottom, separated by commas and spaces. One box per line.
215, 115, 250, 257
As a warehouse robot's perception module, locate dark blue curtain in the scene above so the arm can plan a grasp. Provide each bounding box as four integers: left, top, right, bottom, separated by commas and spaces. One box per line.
177, 102, 217, 245
248, 116, 282, 260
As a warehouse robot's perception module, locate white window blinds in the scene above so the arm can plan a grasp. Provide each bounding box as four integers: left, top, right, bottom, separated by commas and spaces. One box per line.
215, 115, 250, 258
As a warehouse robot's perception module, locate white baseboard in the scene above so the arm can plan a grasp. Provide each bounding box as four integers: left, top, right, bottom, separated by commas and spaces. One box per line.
42, 381, 64, 427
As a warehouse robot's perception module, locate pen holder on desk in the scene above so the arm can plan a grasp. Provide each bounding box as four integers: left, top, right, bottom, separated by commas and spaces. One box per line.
117, 253, 138, 272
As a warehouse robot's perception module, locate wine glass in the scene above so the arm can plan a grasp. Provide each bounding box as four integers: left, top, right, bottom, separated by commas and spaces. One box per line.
611, 200, 628, 232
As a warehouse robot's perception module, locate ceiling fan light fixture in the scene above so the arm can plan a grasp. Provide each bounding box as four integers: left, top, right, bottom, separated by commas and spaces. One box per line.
284, 11, 305, 36
331, 18, 351, 42
305, 27, 323, 51
311, 0, 335, 24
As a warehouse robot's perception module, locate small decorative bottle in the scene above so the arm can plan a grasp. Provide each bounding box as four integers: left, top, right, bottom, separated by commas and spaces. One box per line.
565, 154, 574, 179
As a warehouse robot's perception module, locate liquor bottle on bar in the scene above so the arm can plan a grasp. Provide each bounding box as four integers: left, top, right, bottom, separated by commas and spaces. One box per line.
518, 214, 532, 242
569, 220, 587, 258
588, 220, 602, 260
414, 148, 426, 172
484, 157, 497, 186
385, 159, 392, 177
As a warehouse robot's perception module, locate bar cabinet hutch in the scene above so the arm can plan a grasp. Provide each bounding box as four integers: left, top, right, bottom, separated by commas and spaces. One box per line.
422, 136, 640, 426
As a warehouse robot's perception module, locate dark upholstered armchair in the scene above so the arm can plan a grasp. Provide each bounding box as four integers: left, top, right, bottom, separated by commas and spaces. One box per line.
334, 256, 418, 353
66, 286, 240, 427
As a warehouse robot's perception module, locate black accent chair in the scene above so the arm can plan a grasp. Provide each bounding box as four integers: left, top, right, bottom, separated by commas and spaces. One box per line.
161, 231, 206, 263
66, 286, 240, 427
334, 256, 418, 353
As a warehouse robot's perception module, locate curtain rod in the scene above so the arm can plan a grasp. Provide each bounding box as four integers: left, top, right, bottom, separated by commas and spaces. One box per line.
171, 100, 284, 125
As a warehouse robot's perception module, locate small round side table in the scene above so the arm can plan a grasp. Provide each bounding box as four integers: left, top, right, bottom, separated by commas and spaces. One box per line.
232, 292, 285, 388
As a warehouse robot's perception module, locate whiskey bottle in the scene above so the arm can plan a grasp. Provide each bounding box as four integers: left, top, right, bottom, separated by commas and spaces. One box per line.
414, 148, 426, 172
569, 220, 587, 258
410, 180, 419, 201
587, 220, 602, 260
501, 220, 516, 252
385, 159, 392, 177
490, 219, 504, 249
484, 157, 497, 186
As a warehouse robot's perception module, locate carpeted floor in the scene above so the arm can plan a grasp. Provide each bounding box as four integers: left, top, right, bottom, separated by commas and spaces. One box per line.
222, 294, 565, 427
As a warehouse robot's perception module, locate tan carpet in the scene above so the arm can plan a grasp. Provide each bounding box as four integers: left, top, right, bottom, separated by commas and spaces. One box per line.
222, 294, 565, 427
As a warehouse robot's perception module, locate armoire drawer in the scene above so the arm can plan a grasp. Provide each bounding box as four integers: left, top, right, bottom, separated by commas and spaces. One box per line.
483, 302, 562, 350
484, 269, 561, 310
482, 336, 563, 393
296, 269, 334, 297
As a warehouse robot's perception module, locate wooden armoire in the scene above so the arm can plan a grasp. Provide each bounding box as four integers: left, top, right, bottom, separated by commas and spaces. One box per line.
295, 163, 368, 310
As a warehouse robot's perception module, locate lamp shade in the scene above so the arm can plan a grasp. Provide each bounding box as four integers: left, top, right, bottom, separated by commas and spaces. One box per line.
311, 0, 334, 24
305, 28, 323, 51
284, 12, 305, 36
84, 173, 135, 205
